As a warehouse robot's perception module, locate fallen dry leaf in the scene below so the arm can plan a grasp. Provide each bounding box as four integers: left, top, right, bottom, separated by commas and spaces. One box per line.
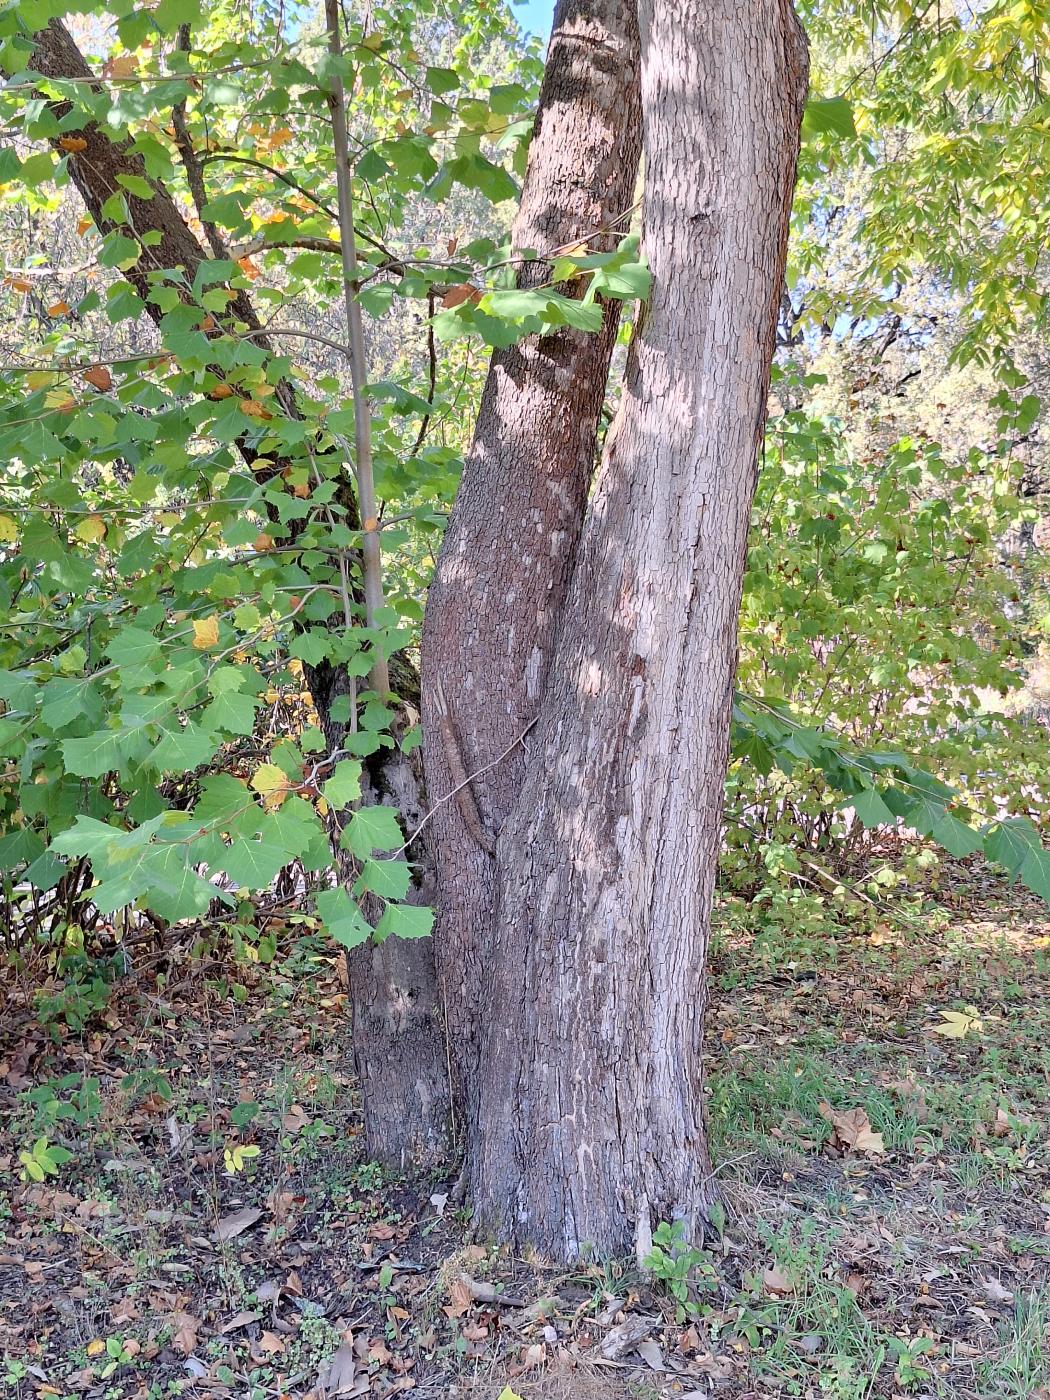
221, 1310, 261, 1334
324, 1339, 357, 1395
443, 1275, 473, 1319
636, 1338, 665, 1370
979, 1275, 1014, 1305
601, 1315, 655, 1360
214, 1205, 263, 1242
763, 1264, 794, 1296
281, 1103, 310, 1133
170, 1311, 199, 1356
930, 1008, 983, 1040
819, 1102, 885, 1156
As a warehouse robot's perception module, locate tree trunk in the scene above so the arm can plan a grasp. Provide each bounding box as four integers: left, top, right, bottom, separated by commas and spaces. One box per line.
419, 0, 641, 1126
29, 20, 451, 1170
469, 0, 809, 1260
347, 724, 452, 1170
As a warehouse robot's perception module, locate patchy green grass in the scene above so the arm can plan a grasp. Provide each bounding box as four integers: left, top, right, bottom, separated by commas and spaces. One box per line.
1, 862, 1048, 1399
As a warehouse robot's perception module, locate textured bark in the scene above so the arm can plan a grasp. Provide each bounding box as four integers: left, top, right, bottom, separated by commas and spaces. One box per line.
32, 25, 267, 357
419, 0, 642, 1122
346, 730, 452, 1170
29, 20, 451, 1170
470, 0, 809, 1259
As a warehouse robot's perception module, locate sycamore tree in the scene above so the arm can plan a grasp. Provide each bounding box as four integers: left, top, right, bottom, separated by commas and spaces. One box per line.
1, 0, 1048, 1261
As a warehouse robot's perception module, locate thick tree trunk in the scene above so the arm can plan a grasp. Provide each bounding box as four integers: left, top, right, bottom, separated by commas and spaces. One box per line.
419, 0, 641, 1124
469, 0, 809, 1259
29, 20, 451, 1170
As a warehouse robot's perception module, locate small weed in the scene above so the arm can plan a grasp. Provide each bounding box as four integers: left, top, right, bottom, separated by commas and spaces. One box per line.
643, 1219, 717, 1321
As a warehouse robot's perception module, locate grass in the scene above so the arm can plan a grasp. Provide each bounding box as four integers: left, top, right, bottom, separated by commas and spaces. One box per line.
1, 859, 1048, 1398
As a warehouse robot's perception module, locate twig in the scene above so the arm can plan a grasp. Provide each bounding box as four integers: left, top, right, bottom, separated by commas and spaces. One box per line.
323, 0, 389, 699
393, 714, 538, 857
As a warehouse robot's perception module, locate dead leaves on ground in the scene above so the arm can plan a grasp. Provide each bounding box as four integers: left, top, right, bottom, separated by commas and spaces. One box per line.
819, 1101, 886, 1157
213, 1204, 263, 1242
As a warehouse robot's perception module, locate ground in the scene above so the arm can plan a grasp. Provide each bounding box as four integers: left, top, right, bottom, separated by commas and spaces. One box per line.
1, 857, 1048, 1400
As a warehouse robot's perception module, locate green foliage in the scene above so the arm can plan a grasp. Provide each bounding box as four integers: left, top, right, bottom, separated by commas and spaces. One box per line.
0, 0, 570, 948
18, 1135, 73, 1181
644, 1219, 717, 1322
0, 0, 1047, 988
730, 382, 1050, 894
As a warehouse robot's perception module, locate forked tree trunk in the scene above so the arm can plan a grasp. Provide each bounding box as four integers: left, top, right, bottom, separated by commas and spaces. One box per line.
469, 0, 809, 1259
29, 20, 451, 1171
420, 0, 641, 1125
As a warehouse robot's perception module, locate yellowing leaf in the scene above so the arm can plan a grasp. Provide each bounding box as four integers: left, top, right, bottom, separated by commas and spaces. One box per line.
251, 762, 291, 810
76, 215, 93, 236
254, 532, 275, 552
86, 1339, 106, 1358
0, 514, 18, 544
59, 136, 88, 153
239, 398, 273, 420
192, 615, 220, 650
5, 276, 33, 293
73, 515, 107, 544
47, 301, 71, 316
931, 1008, 983, 1040
45, 387, 77, 413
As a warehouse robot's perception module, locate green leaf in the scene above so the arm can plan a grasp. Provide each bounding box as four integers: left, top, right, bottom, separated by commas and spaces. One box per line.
1020, 844, 1050, 902
107, 627, 162, 670
316, 887, 371, 950
322, 759, 362, 808
355, 857, 411, 900
803, 96, 856, 141
849, 787, 895, 828
341, 804, 403, 859
152, 723, 218, 773
984, 818, 1040, 878
425, 66, 459, 96
375, 902, 434, 940
212, 836, 288, 890
930, 812, 983, 859
203, 689, 258, 737
62, 730, 123, 778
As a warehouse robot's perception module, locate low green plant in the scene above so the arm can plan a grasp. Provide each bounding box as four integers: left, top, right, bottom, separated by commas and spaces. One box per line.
887, 1335, 935, 1391
18, 1135, 73, 1181
643, 1219, 717, 1321
34, 959, 114, 1034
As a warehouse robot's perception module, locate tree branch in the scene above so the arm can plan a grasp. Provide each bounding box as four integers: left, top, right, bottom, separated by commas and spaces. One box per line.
323, 0, 389, 700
